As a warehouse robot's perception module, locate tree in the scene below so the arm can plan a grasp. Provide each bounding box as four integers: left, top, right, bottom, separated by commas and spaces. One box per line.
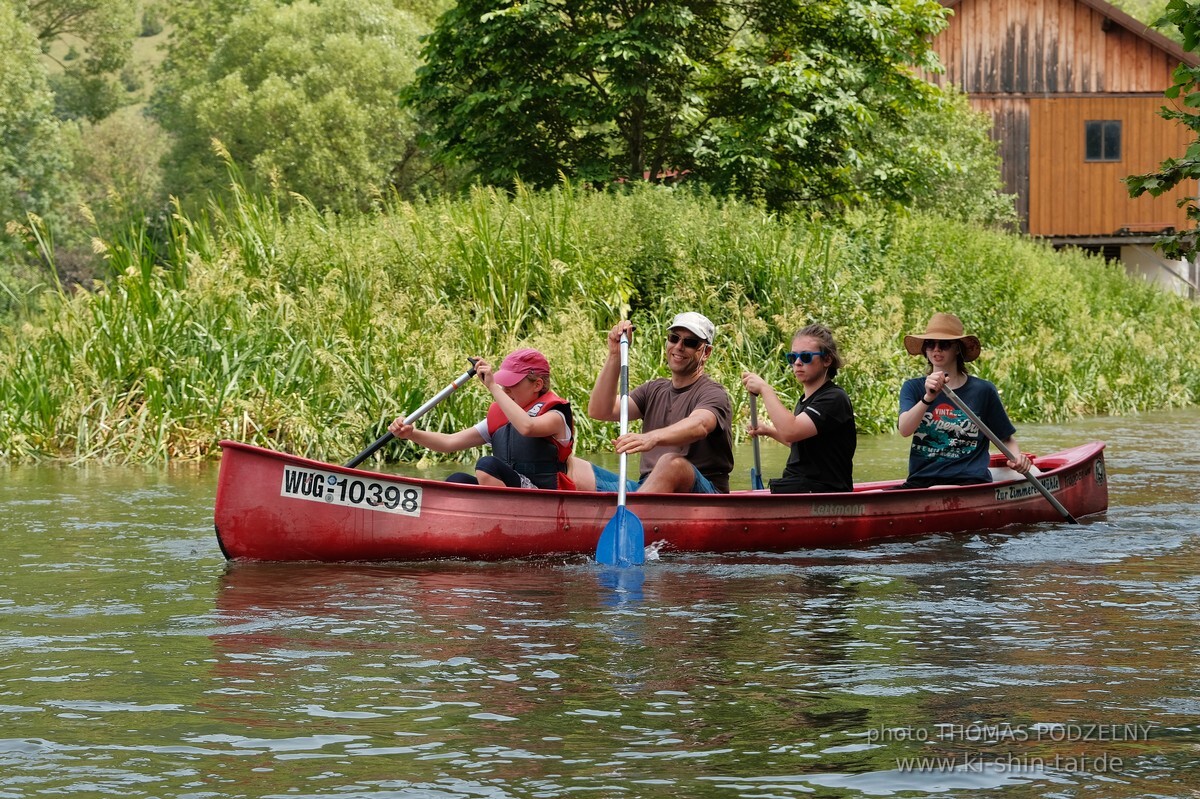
21, 0, 137, 74
48, 71, 122, 122
152, 0, 428, 211
71, 108, 170, 231
410, 0, 951, 209
1126, 0, 1200, 259
1109, 0, 1179, 40
18, 0, 137, 122
0, 4, 74, 238
887, 88, 1017, 226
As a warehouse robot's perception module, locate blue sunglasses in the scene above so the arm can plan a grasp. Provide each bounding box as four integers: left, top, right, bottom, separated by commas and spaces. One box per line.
786, 350, 825, 365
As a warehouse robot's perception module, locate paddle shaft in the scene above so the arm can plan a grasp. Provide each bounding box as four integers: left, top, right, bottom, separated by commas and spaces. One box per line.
617, 332, 630, 507
595, 329, 644, 566
345, 358, 479, 469
941, 384, 1079, 524
750, 394, 764, 490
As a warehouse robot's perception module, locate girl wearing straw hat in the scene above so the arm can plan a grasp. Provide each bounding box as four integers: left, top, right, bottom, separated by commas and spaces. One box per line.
896, 313, 1031, 489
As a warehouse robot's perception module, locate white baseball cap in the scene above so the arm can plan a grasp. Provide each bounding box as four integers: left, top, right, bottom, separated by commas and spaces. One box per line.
668, 311, 715, 343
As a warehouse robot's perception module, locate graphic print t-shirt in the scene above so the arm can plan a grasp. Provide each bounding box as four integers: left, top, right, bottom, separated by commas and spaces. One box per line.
899, 375, 1016, 485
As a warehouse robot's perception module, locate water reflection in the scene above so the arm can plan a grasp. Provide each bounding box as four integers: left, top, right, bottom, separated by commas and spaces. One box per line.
3, 410, 1200, 796
199, 540, 1200, 795
596, 566, 645, 608
203, 557, 940, 783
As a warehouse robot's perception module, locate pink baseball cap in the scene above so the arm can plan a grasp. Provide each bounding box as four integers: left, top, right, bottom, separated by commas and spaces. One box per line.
494, 348, 550, 387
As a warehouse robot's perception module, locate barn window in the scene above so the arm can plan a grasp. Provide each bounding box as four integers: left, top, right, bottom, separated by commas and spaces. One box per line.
1085, 120, 1122, 162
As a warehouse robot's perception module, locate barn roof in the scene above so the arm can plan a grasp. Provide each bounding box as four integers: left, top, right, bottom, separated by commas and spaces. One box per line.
943, 0, 1199, 67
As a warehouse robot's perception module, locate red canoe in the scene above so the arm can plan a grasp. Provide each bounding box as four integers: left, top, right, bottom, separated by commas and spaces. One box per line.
213, 440, 1109, 562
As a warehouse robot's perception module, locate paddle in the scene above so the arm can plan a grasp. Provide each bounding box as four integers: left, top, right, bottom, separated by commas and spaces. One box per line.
749, 393, 765, 490
345, 358, 480, 469
941, 384, 1079, 524
595, 330, 645, 566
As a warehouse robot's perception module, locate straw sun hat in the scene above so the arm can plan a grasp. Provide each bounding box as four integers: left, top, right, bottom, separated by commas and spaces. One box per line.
903, 313, 982, 362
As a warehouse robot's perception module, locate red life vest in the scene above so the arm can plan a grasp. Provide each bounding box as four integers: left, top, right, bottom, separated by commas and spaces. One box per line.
485, 392, 575, 490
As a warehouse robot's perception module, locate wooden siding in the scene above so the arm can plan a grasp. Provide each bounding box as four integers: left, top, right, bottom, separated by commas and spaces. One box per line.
927, 0, 1196, 236
972, 98, 1031, 224
931, 0, 1181, 93
1028, 96, 1193, 236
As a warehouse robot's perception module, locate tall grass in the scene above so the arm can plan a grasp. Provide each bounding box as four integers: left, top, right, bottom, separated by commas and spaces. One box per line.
2, 178, 1199, 464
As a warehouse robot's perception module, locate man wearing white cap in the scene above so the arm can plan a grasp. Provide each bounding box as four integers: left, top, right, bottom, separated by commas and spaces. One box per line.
587, 312, 734, 493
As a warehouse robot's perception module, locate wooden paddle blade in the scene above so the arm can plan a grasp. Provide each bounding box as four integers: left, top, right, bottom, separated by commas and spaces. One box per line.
595, 506, 645, 566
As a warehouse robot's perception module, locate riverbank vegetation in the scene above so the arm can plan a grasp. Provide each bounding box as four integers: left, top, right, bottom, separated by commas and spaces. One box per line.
3, 0, 1198, 466
2, 178, 1199, 464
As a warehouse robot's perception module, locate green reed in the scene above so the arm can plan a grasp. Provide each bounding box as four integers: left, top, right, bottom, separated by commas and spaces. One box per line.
2, 177, 1199, 464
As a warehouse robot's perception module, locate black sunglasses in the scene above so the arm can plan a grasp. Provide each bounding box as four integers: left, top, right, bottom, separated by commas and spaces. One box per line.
786, 350, 825, 365
923, 339, 956, 351
667, 332, 704, 349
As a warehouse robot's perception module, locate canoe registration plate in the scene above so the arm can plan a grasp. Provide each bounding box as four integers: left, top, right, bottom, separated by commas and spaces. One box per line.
281, 466, 422, 517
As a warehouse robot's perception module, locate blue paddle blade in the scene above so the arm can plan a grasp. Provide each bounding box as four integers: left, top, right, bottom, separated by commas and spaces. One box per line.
595, 506, 645, 566
750, 467, 764, 491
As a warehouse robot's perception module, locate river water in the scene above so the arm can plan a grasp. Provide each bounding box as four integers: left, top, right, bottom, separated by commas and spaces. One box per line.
2, 409, 1198, 798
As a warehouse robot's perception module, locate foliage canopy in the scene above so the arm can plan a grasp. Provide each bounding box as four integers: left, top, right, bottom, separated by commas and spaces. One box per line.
0, 5, 74, 241
410, 0, 950, 209
19, 0, 138, 122
153, 0, 427, 211
21, 0, 137, 74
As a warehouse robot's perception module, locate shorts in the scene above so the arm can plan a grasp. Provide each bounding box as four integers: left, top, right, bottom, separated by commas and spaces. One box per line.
590, 463, 720, 494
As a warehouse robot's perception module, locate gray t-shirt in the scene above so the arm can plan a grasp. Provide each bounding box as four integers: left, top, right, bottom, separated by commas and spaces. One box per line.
629, 374, 734, 492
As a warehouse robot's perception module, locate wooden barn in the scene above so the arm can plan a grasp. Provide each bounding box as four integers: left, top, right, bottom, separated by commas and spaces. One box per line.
928, 0, 1199, 295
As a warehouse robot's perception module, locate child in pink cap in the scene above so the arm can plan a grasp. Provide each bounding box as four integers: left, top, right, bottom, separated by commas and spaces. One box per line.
389, 349, 582, 489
